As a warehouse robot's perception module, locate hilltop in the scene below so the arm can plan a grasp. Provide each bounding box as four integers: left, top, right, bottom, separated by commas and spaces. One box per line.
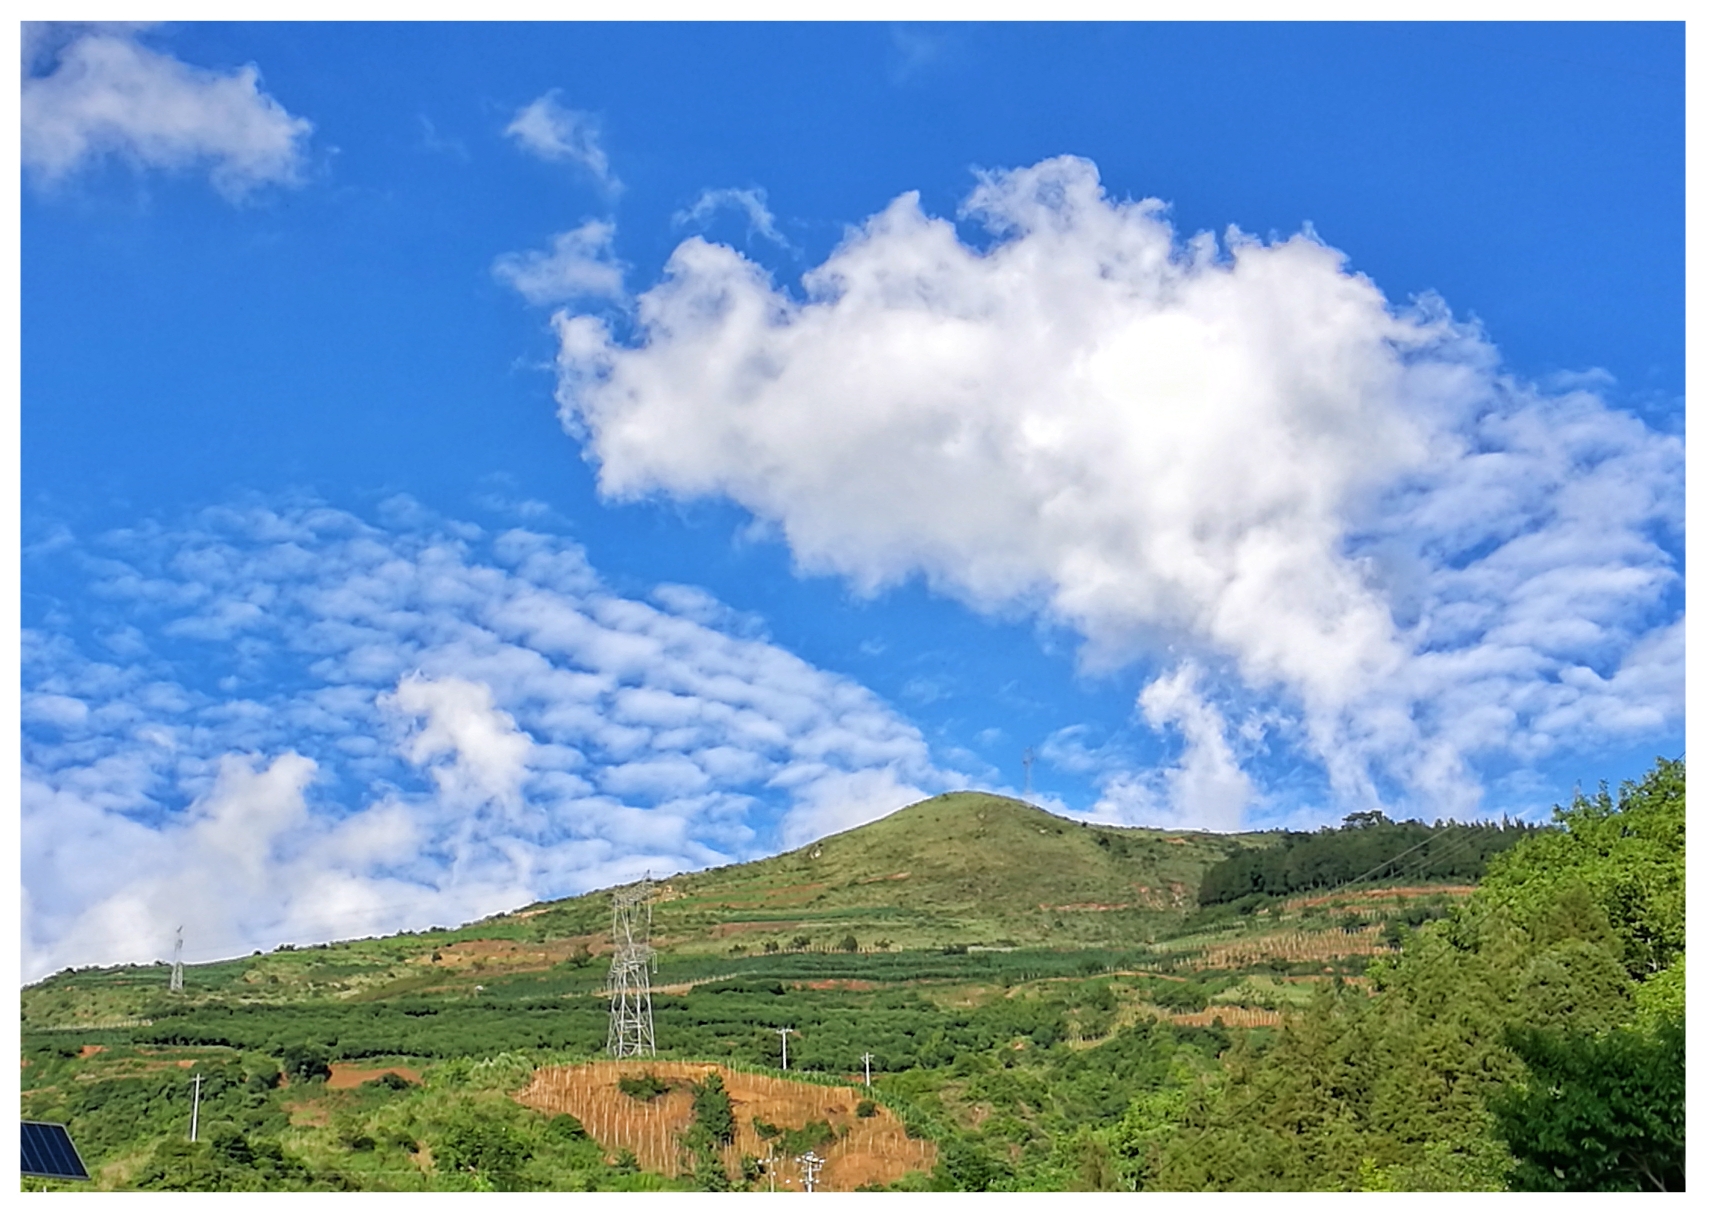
517, 792, 1267, 958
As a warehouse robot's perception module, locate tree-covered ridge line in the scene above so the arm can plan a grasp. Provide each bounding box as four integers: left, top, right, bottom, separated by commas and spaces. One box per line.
1197, 812, 1543, 906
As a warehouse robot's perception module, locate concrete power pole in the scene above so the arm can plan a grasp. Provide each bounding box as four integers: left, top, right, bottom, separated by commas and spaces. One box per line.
798, 1150, 826, 1192
189, 1073, 203, 1142
861, 1051, 874, 1088
169, 926, 184, 994
775, 1026, 793, 1071
1022, 749, 1035, 799
606, 880, 657, 1057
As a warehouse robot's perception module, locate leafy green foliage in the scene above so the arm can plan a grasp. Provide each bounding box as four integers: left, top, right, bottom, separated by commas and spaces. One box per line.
1489, 1018, 1684, 1191
1478, 758, 1684, 983
690, 1072, 735, 1145
777, 1118, 837, 1155
435, 1114, 532, 1190
616, 1072, 671, 1101
1148, 757, 1684, 1192
281, 1042, 331, 1084
1199, 816, 1538, 905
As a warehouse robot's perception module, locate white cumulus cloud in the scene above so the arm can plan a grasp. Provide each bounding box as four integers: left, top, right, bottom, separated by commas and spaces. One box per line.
548, 155, 1683, 823
21, 24, 312, 200
504, 89, 618, 191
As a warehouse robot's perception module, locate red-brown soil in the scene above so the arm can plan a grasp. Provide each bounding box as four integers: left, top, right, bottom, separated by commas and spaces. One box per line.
516, 1060, 935, 1191
325, 1063, 422, 1090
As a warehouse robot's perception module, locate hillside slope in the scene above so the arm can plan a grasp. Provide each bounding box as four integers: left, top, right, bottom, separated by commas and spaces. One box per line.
23, 793, 1266, 1026
517, 792, 1264, 956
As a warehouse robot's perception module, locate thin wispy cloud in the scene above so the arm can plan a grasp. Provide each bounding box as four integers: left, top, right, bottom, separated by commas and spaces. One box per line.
503, 89, 619, 192
549, 155, 1684, 827
493, 219, 627, 305
21, 499, 965, 980
21, 23, 313, 200
674, 187, 792, 250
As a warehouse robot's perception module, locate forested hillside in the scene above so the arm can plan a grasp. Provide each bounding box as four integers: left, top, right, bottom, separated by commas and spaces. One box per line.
1134, 758, 1685, 1192
1197, 814, 1540, 906
20, 767, 1683, 1191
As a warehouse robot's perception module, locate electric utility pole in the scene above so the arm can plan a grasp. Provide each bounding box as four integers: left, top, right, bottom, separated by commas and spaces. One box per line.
189, 1073, 202, 1142
775, 1026, 793, 1071
169, 926, 184, 994
798, 1150, 826, 1192
1022, 748, 1035, 799
861, 1051, 874, 1088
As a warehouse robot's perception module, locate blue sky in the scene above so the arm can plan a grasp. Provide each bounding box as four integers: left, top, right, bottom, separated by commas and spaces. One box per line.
19, 21, 1684, 978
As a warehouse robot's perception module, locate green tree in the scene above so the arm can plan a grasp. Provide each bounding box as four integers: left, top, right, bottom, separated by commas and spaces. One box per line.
1489, 1018, 1684, 1192
279, 1043, 330, 1085
690, 1072, 735, 1146
436, 1115, 532, 1191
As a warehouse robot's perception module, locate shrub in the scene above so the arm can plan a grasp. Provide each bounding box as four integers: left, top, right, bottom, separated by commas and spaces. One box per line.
617, 1072, 671, 1101
546, 1113, 588, 1142
361, 1071, 414, 1091
779, 1119, 837, 1155
691, 1073, 735, 1146
280, 1043, 331, 1085
856, 1099, 878, 1119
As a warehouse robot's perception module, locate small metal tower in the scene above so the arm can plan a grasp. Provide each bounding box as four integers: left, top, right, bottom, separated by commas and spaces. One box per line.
169, 926, 184, 994
1022, 748, 1036, 799
605, 879, 657, 1058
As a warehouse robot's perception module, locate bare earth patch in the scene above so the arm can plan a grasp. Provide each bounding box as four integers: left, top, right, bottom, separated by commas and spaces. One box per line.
325, 1062, 422, 1089
517, 1060, 935, 1191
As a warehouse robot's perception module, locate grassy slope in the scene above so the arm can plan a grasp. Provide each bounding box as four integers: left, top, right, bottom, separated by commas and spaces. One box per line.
528, 792, 1265, 956
24, 792, 1265, 1025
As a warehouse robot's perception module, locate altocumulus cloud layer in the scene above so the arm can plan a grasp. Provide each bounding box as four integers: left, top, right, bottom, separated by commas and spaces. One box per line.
549, 157, 1683, 827
22, 502, 961, 980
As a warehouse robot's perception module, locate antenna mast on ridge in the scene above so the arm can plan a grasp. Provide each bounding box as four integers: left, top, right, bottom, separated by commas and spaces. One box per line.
606, 879, 657, 1057
169, 926, 184, 994
1022, 748, 1036, 799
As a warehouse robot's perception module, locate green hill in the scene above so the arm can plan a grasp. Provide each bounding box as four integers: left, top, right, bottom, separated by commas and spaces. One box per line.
524, 791, 1265, 957
20, 764, 1680, 1193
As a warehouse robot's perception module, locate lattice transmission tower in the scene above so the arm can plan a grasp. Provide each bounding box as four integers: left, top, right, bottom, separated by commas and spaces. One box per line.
169, 926, 184, 994
606, 879, 657, 1057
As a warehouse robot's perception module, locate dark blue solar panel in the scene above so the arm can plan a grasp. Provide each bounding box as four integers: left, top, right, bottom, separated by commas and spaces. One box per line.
21, 1120, 91, 1181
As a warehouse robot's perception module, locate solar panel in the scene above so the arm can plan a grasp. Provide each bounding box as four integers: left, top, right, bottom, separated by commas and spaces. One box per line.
21, 1120, 91, 1181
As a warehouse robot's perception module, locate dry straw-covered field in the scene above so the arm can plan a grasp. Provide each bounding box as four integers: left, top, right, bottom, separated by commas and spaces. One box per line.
517, 1060, 936, 1191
